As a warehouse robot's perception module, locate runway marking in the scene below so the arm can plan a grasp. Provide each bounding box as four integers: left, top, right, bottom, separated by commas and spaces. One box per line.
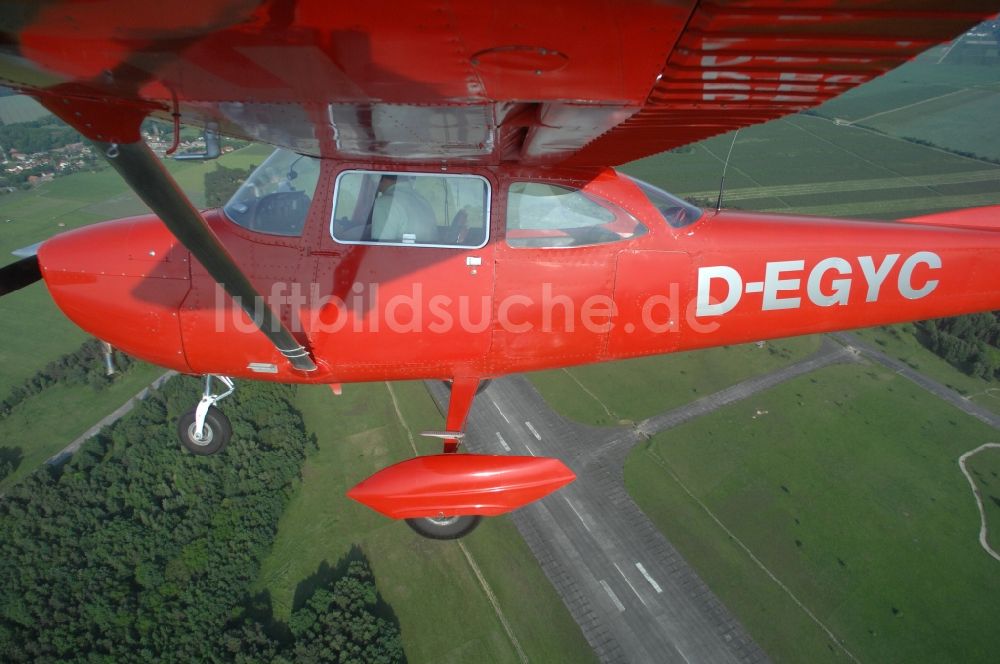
614, 562, 648, 607
525, 421, 541, 440
494, 401, 511, 423
673, 643, 693, 664
563, 496, 592, 533
599, 579, 625, 612
523, 441, 537, 456
635, 562, 663, 593
495, 432, 511, 451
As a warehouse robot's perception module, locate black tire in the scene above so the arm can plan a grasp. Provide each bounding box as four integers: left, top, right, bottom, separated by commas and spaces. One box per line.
405, 515, 482, 540
177, 405, 231, 455
442, 379, 492, 396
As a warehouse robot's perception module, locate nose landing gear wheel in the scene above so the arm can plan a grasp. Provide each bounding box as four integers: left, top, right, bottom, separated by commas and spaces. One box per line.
405, 515, 482, 540
178, 405, 231, 455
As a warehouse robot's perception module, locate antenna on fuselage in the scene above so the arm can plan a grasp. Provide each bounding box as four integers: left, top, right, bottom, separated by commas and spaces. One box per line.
715, 129, 740, 213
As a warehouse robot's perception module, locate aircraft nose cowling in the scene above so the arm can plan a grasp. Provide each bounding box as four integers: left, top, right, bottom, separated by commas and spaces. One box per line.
38, 215, 193, 372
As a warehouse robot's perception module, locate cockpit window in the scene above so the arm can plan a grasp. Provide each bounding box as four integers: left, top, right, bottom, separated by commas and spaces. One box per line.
506, 182, 647, 248
626, 175, 702, 228
330, 171, 489, 248
224, 149, 320, 237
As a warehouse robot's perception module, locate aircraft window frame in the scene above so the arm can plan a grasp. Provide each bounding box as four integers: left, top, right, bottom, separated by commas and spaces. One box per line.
329, 170, 491, 250
222, 148, 320, 238
505, 181, 648, 249
624, 175, 702, 229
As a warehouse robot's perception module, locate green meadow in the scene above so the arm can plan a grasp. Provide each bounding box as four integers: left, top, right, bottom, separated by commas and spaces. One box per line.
626, 362, 1000, 663
254, 382, 596, 664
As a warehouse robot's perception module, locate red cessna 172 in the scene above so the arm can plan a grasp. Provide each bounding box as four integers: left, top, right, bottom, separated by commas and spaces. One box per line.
1, 0, 1000, 538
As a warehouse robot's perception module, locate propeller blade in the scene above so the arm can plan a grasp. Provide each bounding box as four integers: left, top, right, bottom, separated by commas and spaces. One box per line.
0, 255, 42, 297
12, 241, 43, 258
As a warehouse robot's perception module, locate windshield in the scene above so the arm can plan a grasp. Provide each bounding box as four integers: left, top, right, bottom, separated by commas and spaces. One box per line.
224, 149, 321, 236
625, 175, 702, 229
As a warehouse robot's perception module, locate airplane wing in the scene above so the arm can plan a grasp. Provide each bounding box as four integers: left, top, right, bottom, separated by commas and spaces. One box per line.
0, 0, 996, 166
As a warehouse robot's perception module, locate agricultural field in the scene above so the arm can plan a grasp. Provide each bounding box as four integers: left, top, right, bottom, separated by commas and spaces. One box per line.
0, 143, 272, 395
817, 48, 1000, 162
621, 50, 1000, 221
625, 362, 1000, 663
254, 381, 596, 664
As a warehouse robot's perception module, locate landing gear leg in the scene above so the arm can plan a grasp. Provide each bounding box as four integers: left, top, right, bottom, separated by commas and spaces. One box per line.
177, 375, 234, 455
405, 377, 483, 539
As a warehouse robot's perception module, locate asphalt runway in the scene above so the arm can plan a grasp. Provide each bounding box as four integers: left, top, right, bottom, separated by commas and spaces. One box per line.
427, 338, 854, 663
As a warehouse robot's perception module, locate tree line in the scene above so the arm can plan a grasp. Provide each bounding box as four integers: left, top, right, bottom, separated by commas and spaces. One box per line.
916, 312, 1000, 380
0, 118, 80, 155
0, 339, 138, 418
0, 375, 403, 662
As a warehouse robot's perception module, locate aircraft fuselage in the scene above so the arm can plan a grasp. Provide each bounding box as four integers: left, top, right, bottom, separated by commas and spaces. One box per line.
37, 161, 1000, 384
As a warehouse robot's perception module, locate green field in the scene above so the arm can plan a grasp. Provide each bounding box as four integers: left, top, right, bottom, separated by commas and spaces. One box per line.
853, 324, 1000, 415
527, 335, 820, 426
621, 50, 1000, 222
0, 362, 165, 490
817, 48, 1000, 162
0, 144, 272, 395
253, 381, 596, 664
625, 362, 1000, 663
964, 447, 1000, 555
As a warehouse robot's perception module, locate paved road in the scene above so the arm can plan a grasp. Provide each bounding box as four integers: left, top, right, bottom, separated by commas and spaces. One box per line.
45, 371, 175, 466
427, 338, 856, 663
831, 331, 1000, 428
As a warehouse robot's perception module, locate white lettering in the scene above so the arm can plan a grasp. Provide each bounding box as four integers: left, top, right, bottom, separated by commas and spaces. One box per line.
858, 254, 899, 302
762, 260, 803, 311
697, 266, 742, 317
898, 251, 941, 300
807, 257, 852, 306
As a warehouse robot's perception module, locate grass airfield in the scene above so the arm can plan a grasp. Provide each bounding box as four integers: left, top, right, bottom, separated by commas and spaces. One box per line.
254, 381, 596, 664
530, 49, 1000, 663
625, 362, 1000, 663
2, 46, 1000, 663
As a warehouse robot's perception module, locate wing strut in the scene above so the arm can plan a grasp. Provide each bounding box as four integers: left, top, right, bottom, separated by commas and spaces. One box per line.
94, 140, 317, 373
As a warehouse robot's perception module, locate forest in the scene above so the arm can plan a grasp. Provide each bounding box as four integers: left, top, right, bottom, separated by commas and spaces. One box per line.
0, 118, 79, 155
0, 375, 403, 662
0, 339, 138, 418
916, 312, 1000, 380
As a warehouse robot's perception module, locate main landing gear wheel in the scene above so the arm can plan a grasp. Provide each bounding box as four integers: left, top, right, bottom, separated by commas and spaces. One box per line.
405, 515, 482, 540
178, 405, 231, 455
442, 379, 491, 395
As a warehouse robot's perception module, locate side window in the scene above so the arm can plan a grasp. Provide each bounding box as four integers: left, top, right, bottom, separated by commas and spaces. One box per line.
626, 175, 702, 228
330, 171, 489, 248
505, 183, 647, 248
224, 149, 320, 237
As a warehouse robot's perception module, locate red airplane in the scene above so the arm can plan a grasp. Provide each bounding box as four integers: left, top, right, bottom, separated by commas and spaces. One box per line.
1, 1, 999, 538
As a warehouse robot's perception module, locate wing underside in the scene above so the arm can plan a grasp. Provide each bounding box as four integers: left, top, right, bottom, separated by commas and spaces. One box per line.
0, 0, 996, 166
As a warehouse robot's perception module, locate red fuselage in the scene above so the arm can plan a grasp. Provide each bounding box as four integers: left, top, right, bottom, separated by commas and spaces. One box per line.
37, 163, 1000, 384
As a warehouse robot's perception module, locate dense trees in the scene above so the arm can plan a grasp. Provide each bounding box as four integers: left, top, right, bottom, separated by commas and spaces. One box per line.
205, 163, 254, 208
916, 312, 1000, 380
0, 339, 138, 417
0, 376, 403, 661
0, 118, 79, 155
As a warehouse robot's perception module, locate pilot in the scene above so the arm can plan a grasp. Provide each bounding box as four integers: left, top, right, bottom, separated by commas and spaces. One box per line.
371, 175, 437, 243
